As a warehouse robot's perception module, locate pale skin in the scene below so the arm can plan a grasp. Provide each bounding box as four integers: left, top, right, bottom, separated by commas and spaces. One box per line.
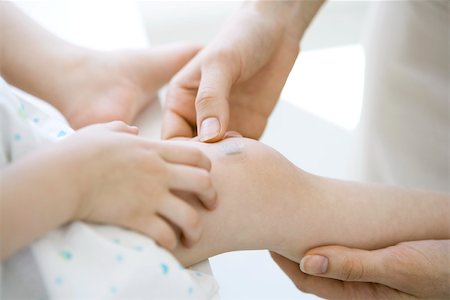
162, 0, 324, 141
0, 2, 200, 129
162, 0, 450, 297
2, 1, 448, 297
170, 137, 450, 298
0, 3, 216, 261
0, 122, 217, 261
271, 240, 450, 299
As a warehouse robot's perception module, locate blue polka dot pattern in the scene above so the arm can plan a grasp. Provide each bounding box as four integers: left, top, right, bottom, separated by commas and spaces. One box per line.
59, 250, 73, 261
110, 286, 118, 294
57, 130, 66, 138
160, 263, 169, 275
54, 276, 63, 286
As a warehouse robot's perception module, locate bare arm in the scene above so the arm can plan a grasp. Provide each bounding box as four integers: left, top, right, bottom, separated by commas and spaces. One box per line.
170, 138, 449, 266
0, 2, 89, 110
0, 143, 80, 260
275, 175, 449, 263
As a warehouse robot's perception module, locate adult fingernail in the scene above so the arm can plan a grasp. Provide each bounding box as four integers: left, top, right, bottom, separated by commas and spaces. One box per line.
300, 255, 328, 274
200, 117, 220, 142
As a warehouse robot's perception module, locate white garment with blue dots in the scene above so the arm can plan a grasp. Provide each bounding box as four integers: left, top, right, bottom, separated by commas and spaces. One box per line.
0, 77, 219, 299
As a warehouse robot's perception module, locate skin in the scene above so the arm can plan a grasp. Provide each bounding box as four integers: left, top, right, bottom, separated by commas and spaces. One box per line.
0, 2, 200, 129
161, 0, 450, 297
168, 137, 450, 298
271, 240, 450, 299
162, 0, 324, 141
0, 3, 214, 260
1, 1, 448, 297
1, 122, 216, 260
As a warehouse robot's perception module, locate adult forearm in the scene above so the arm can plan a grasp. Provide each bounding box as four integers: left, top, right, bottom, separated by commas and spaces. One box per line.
0, 146, 79, 260
0, 2, 89, 107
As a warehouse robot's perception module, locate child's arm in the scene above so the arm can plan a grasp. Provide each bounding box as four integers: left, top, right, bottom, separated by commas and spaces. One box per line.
275, 175, 449, 263
0, 122, 217, 261
169, 137, 449, 266
1, 137, 81, 259
0, 2, 87, 106
0, 3, 199, 128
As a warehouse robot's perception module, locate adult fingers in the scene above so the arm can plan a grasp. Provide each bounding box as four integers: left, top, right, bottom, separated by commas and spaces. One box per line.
158, 196, 201, 248
300, 245, 389, 283
195, 60, 234, 142
271, 251, 406, 299
161, 108, 195, 140
162, 52, 202, 140
270, 251, 349, 298
167, 164, 217, 210
305, 241, 450, 299
158, 142, 211, 171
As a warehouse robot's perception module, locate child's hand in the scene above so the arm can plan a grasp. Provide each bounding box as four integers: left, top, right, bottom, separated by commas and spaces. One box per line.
65, 121, 216, 249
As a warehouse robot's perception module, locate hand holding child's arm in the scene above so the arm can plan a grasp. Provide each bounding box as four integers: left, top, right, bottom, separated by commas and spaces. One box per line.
272, 239, 450, 299
1, 121, 216, 260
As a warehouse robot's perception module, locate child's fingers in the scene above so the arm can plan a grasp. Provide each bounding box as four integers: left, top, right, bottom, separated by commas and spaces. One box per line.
158, 143, 211, 171
103, 120, 139, 135
133, 216, 178, 250
168, 164, 217, 210
158, 196, 201, 248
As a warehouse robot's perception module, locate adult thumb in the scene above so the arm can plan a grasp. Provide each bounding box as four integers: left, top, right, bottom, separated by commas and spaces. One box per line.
299, 245, 388, 283
195, 62, 233, 142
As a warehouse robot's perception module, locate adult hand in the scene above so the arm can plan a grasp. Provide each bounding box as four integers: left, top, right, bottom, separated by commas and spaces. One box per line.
271, 240, 450, 299
56, 43, 201, 129
162, 3, 302, 141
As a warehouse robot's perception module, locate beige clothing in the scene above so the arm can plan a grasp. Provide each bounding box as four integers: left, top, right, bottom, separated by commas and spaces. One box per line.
360, 0, 449, 192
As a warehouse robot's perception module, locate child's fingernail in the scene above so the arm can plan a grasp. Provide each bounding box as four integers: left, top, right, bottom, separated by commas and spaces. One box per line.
300, 255, 328, 274
199, 117, 220, 142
